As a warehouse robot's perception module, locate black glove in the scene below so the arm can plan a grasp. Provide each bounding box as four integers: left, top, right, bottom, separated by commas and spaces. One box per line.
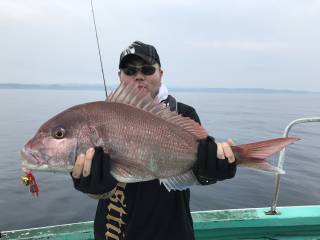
71, 147, 117, 195
193, 136, 237, 185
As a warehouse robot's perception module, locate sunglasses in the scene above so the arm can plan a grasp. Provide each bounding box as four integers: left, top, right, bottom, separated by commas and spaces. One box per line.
121, 65, 156, 76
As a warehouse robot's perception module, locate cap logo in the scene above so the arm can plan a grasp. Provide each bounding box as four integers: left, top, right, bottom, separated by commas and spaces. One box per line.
126, 46, 135, 55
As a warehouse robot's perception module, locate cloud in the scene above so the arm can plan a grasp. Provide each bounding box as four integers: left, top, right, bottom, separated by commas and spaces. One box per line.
186, 40, 288, 52
0, 0, 320, 91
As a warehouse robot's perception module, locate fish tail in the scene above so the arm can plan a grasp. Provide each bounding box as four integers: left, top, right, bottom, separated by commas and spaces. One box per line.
231, 137, 300, 174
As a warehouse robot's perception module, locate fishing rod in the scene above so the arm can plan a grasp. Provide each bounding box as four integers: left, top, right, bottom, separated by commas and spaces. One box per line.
90, 0, 108, 98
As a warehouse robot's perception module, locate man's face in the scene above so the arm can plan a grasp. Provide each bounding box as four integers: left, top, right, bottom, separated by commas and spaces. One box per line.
118, 58, 163, 98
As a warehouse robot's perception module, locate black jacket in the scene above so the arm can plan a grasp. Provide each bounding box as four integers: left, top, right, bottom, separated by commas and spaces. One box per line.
73, 96, 236, 240
94, 100, 200, 240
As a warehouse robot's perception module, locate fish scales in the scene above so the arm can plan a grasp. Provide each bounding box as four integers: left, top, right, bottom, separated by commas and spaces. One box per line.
21, 81, 299, 191
92, 102, 198, 179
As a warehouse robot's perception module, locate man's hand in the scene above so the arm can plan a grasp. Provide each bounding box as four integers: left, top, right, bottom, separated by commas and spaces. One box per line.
217, 139, 236, 163
70, 147, 117, 197
72, 148, 95, 179
193, 136, 237, 185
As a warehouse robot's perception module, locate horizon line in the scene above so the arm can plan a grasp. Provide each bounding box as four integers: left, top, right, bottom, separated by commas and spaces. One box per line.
0, 83, 319, 94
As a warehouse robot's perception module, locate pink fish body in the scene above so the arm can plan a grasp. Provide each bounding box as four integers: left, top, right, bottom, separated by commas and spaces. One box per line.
21, 82, 299, 190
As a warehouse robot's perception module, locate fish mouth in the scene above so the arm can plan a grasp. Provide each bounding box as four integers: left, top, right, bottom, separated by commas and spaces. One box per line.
21, 162, 49, 172
21, 163, 72, 173
21, 147, 48, 172
20, 148, 73, 173
21, 147, 42, 165
21, 160, 73, 173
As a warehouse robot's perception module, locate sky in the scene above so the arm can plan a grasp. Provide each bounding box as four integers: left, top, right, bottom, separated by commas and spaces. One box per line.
1, 0, 320, 91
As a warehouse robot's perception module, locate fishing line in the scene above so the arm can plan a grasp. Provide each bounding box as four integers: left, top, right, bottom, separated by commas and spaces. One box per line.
90, 0, 108, 98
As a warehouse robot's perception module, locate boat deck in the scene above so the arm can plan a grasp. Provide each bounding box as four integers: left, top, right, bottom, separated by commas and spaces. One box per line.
2, 205, 320, 240
193, 205, 320, 240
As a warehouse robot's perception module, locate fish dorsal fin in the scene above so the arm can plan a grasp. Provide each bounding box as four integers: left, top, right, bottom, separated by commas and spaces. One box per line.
107, 82, 208, 140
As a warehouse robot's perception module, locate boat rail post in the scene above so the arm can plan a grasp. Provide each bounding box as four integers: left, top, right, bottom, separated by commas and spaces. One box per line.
265, 117, 320, 215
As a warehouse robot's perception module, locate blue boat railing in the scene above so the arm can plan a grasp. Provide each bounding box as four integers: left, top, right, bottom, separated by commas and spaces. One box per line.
266, 117, 320, 215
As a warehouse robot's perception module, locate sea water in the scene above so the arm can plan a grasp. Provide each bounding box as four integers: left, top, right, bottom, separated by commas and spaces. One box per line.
0, 89, 319, 230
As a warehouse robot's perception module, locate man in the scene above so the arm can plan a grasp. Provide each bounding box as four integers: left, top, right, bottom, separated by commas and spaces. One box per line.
71, 41, 236, 240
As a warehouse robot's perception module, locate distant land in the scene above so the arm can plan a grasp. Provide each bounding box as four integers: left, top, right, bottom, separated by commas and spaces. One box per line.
0, 83, 319, 94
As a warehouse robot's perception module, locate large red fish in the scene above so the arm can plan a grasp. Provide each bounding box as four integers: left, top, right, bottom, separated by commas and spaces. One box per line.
21, 82, 299, 191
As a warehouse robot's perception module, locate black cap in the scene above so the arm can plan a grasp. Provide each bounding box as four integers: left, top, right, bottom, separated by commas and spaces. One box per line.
119, 41, 161, 68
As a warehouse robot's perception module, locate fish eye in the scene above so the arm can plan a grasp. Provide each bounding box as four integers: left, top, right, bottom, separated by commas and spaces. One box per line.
52, 126, 66, 139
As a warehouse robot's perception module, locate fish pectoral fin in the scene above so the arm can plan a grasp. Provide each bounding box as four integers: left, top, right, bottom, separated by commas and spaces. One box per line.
110, 157, 156, 183
160, 170, 198, 192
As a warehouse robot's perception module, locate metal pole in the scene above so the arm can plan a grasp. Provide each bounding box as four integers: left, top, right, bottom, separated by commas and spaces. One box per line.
266, 117, 320, 215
